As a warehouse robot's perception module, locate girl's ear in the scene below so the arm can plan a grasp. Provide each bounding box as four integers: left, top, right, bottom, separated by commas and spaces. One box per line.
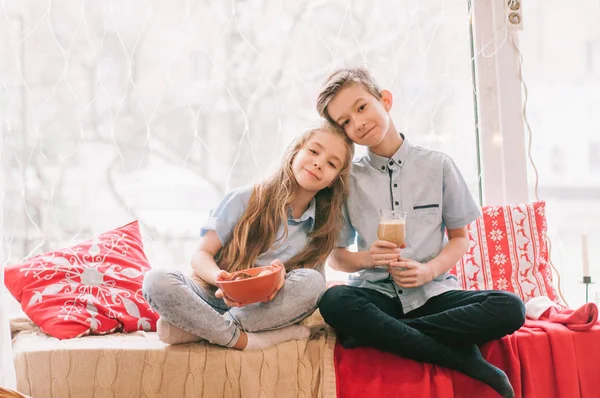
380, 90, 393, 112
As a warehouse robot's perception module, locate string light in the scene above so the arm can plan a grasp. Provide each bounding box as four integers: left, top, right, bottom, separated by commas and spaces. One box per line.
511, 32, 569, 307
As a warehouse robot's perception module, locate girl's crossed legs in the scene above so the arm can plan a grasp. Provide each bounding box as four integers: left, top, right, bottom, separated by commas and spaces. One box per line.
142, 268, 325, 348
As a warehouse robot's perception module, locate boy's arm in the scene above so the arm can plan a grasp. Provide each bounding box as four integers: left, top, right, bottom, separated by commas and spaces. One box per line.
425, 226, 469, 278
389, 226, 469, 288
329, 201, 369, 273
390, 154, 477, 288
425, 153, 478, 276
329, 240, 402, 273
328, 247, 371, 273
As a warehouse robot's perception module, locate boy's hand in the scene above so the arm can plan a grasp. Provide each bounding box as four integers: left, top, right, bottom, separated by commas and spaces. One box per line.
365, 240, 404, 268
388, 259, 434, 288
264, 259, 286, 302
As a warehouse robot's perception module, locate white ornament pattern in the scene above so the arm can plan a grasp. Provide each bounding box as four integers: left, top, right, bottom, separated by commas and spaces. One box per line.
5, 221, 159, 339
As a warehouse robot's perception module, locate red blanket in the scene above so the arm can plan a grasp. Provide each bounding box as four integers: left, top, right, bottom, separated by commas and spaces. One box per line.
335, 322, 600, 398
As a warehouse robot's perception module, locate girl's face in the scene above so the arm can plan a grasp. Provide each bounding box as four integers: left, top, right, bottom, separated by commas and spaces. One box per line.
292, 130, 348, 193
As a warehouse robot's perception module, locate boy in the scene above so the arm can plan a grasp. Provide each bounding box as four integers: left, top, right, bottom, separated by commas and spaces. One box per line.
316, 67, 525, 398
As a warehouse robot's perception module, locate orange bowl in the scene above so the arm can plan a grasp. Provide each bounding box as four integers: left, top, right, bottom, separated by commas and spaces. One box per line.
215, 264, 284, 305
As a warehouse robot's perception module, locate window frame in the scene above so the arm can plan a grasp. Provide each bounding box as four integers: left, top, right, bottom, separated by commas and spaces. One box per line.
471, 0, 529, 206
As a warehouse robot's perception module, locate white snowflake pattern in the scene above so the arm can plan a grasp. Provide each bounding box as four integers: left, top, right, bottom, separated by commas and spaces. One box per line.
20, 233, 152, 331
492, 220, 498, 227
485, 207, 501, 218
493, 253, 508, 266
499, 267, 506, 275
496, 245, 502, 251
489, 229, 504, 242
496, 277, 508, 290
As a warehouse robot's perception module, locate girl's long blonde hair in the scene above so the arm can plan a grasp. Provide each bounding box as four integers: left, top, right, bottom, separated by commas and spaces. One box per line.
216, 125, 354, 273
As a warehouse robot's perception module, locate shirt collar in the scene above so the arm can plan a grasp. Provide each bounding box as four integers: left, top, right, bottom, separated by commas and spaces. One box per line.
366, 133, 412, 173
288, 197, 316, 229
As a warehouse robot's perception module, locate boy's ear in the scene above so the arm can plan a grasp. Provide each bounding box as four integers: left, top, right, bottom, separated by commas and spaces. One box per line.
380, 90, 393, 112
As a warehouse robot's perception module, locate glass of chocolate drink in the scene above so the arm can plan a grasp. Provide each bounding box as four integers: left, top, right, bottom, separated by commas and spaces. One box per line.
377, 210, 407, 247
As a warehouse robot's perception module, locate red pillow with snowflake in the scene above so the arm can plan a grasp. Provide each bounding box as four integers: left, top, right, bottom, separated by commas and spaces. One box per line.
450, 201, 561, 304
4, 221, 159, 339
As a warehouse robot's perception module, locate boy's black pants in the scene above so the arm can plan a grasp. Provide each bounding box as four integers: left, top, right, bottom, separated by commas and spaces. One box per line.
318, 285, 526, 365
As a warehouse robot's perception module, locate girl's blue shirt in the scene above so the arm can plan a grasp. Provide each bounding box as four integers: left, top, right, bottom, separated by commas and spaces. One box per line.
200, 186, 317, 270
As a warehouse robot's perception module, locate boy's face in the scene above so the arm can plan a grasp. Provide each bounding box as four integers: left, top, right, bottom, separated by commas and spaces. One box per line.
326, 84, 392, 147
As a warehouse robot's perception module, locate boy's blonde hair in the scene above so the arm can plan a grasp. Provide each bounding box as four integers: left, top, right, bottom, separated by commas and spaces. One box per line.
316, 67, 383, 125
216, 124, 354, 273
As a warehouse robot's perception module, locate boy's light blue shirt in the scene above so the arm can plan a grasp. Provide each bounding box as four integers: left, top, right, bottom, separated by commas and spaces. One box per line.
200, 186, 320, 272
339, 135, 482, 313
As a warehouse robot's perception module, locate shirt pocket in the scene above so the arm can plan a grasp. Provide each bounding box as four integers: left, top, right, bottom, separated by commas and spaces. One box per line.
413, 203, 440, 210
408, 205, 442, 231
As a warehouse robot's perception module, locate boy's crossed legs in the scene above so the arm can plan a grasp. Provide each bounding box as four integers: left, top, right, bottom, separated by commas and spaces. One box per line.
319, 285, 525, 398
401, 289, 526, 346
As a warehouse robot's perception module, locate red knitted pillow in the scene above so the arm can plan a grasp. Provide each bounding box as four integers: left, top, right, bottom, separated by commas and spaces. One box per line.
451, 201, 560, 304
4, 221, 159, 339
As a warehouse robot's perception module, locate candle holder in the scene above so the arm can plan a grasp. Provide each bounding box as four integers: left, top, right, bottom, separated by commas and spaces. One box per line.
583, 276, 593, 303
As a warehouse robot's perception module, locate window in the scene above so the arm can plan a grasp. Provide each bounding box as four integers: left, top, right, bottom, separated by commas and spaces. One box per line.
521, 0, 600, 306
586, 40, 600, 75
590, 142, 600, 173
1, 1, 480, 308
550, 146, 565, 176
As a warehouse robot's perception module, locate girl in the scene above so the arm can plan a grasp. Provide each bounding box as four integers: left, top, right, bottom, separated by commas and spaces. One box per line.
143, 124, 354, 350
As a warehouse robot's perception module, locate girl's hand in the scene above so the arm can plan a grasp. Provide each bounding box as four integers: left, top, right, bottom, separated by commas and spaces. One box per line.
215, 288, 246, 307
215, 269, 233, 281
264, 259, 285, 302
215, 270, 246, 307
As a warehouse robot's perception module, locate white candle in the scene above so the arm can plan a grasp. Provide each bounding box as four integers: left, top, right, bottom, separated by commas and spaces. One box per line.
582, 233, 590, 277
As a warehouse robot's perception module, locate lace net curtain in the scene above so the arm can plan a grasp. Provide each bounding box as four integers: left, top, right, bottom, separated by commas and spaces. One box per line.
0, 0, 477, 387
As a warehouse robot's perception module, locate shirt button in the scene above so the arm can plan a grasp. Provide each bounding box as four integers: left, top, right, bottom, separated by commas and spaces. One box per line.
381, 166, 385, 171
395, 201, 399, 206
398, 160, 402, 164
388, 161, 393, 166
398, 290, 403, 295
394, 183, 398, 188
